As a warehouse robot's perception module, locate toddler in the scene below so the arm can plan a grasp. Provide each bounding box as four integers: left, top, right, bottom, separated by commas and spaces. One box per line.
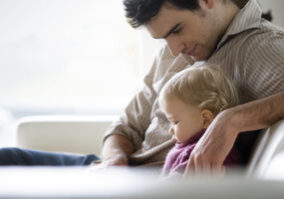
159, 64, 240, 177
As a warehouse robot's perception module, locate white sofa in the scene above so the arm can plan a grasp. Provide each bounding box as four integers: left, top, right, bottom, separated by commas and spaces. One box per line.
17, 115, 116, 156
246, 118, 284, 178
16, 115, 284, 178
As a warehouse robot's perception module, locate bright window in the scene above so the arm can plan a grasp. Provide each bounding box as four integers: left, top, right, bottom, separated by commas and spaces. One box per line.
0, 0, 160, 117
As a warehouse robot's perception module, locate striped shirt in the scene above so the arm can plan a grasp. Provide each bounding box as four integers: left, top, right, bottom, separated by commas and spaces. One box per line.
103, 0, 284, 168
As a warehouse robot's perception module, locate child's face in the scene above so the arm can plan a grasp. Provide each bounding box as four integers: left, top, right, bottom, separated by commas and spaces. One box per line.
161, 97, 204, 143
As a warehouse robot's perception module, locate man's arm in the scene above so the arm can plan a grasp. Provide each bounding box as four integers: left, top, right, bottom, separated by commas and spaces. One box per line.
230, 92, 284, 131
92, 44, 176, 168
185, 91, 284, 174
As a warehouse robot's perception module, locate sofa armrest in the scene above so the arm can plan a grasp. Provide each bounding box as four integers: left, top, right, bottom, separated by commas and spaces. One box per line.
246, 118, 284, 177
16, 115, 116, 155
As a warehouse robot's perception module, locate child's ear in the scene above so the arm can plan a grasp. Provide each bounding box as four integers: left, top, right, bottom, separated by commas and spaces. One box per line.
200, 109, 214, 128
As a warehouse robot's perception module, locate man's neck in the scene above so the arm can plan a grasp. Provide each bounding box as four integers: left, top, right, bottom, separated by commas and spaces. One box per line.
218, 1, 240, 41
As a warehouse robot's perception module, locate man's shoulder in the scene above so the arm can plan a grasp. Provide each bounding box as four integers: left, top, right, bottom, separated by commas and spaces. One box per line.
260, 19, 284, 35
246, 21, 284, 54
226, 21, 284, 57
244, 20, 284, 44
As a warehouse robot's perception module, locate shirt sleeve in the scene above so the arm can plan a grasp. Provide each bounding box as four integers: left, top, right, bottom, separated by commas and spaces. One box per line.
243, 29, 284, 100
102, 44, 171, 150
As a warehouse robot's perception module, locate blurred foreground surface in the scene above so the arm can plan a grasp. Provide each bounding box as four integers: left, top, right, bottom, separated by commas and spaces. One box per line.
0, 166, 284, 199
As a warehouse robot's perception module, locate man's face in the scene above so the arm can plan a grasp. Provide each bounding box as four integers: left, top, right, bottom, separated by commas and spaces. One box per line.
146, 2, 221, 61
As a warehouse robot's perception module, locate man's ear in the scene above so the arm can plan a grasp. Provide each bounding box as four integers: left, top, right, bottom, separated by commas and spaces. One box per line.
200, 109, 214, 128
199, 0, 215, 9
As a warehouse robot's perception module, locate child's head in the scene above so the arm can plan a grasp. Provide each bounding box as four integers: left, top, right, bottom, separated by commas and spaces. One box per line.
159, 64, 239, 143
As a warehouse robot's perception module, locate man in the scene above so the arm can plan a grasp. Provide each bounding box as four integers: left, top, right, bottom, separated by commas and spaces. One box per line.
0, 0, 283, 174
98, 0, 284, 174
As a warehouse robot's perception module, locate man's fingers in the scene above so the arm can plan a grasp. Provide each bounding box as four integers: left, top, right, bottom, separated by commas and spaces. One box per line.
184, 154, 208, 176
211, 162, 221, 172
183, 157, 195, 177
209, 163, 226, 177
194, 156, 213, 176
194, 156, 204, 174
184, 154, 226, 177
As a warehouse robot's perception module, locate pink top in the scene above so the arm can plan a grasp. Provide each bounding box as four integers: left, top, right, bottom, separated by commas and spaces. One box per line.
161, 129, 240, 177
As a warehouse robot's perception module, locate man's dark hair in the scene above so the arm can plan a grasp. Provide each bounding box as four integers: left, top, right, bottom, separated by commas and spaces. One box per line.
123, 0, 200, 28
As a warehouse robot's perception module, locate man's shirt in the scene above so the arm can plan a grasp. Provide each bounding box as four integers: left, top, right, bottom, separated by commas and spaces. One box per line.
103, 0, 284, 168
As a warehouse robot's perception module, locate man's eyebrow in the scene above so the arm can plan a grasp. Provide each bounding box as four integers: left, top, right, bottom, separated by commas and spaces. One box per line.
161, 23, 182, 39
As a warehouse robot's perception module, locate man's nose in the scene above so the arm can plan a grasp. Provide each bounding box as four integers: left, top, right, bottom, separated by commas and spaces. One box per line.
165, 38, 183, 57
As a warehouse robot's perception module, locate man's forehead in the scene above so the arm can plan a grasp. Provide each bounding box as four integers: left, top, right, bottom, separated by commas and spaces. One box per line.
145, 3, 190, 39
145, 10, 178, 39
145, 26, 163, 39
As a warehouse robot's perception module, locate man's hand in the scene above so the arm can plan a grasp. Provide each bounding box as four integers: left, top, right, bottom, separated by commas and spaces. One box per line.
90, 153, 128, 170
101, 153, 128, 167
184, 109, 239, 175
184, 92, 284, 176
90, 134, 133, 170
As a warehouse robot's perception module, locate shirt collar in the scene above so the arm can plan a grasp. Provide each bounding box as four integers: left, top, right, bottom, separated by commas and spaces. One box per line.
216, 0, 262, 50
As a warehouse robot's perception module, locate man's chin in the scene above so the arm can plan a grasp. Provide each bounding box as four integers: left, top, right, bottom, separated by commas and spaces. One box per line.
183, 49, 210, 62
193, 53, 209, 61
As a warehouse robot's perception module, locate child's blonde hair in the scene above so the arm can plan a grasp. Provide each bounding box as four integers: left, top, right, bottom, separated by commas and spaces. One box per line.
159, 64, 239, 115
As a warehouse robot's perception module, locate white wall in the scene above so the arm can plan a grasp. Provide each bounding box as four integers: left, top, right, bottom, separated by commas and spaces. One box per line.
258, 0, 284, 28
0, 0, 143, 116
